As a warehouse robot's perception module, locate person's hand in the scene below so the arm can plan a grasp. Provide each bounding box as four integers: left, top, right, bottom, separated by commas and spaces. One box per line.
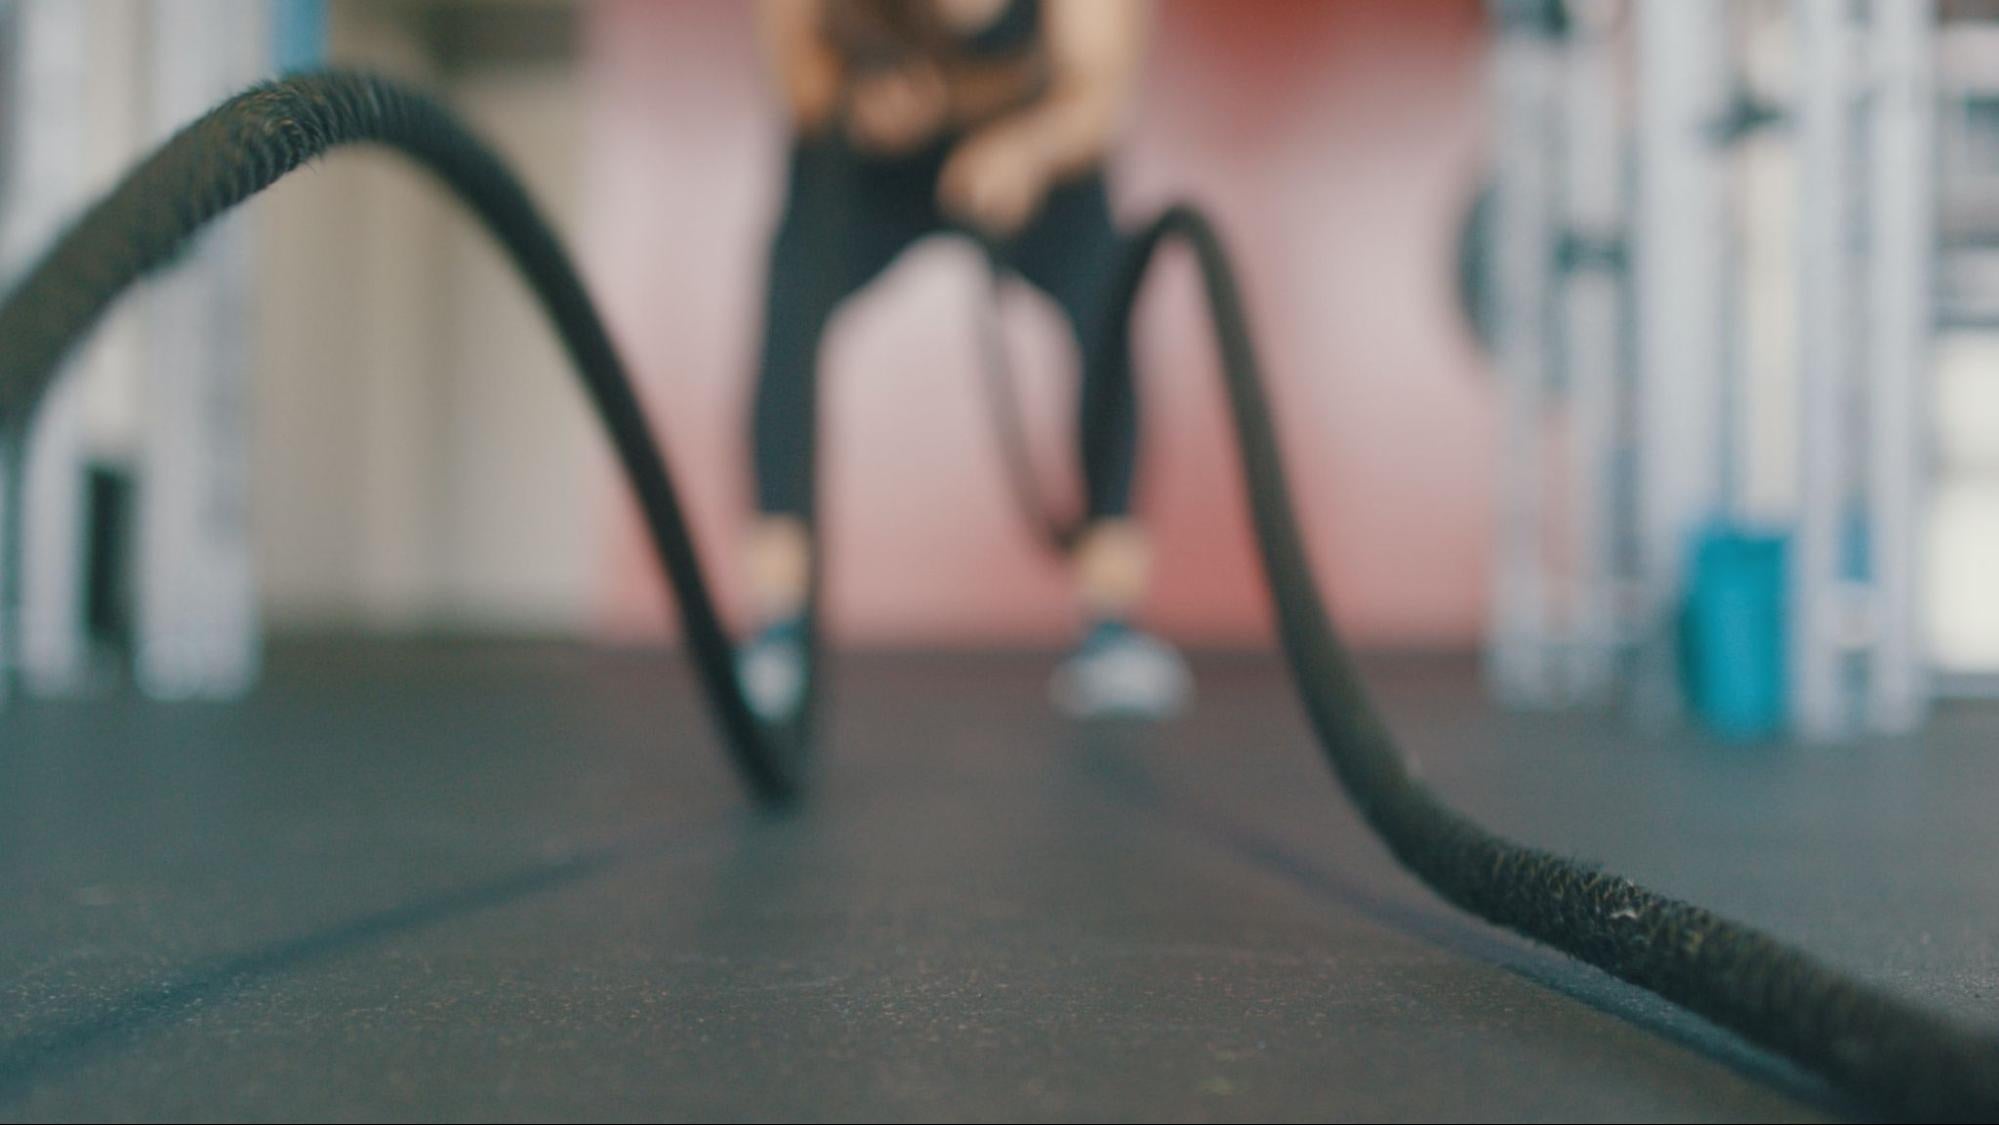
939, 127, 1052, 238
787, 49, 844, 133
845, 65, 947, 154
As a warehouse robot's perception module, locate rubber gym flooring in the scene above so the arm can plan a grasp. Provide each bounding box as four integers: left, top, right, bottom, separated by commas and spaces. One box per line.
3, 639, 1995, 1121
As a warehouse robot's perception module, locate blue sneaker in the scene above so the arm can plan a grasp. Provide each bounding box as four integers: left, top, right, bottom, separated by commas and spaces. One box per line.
737, 616, 806, 721
1050, 620, 1192, 720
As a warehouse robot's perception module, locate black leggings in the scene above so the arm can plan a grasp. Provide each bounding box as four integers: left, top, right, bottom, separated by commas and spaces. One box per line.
751, 136, 1137, 524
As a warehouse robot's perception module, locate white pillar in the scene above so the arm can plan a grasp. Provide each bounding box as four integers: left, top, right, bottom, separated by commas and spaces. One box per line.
0, 0, 94, 701
1560, 3, 1626, 701
1487, 10, 1562, 706
1635, 0, 1731, 711
135, 1, 266, 699
1867, 0, 1936, 733
1793, 0, 1854, 739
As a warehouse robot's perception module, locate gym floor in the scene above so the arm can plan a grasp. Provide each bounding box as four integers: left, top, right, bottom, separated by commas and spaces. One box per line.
2, 640, 1994, 1121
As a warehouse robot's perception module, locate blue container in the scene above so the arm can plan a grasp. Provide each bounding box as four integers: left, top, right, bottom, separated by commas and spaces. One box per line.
274, 0, 328, 73
1680, 523, 1789, 740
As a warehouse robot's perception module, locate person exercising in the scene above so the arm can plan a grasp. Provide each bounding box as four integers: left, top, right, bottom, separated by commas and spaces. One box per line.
739, 0, 1189, 719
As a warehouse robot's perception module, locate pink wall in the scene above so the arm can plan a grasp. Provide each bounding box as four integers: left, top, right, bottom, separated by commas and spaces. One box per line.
582, 0, 1495, 648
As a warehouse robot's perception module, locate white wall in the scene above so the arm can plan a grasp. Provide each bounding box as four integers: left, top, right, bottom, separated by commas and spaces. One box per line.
251, 0, 604, 634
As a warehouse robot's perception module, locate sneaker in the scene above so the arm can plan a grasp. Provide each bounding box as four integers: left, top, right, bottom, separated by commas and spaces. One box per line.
737, 616, 806, 721
1050, 620, 1192, 720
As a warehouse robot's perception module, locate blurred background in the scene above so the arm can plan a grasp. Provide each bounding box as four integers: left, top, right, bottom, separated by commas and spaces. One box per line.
0, 0, 1489, 646
0, 0, 1992, 742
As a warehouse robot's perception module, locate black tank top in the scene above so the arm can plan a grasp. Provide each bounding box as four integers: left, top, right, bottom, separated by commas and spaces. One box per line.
957, 0, 1039, 59
832, 0, 1041, 69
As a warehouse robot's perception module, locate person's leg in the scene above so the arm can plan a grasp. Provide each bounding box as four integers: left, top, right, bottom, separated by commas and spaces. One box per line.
747, 141, 839, 626
1005, 173, 1149, 612
748, 137, 937, 620
741, 136, 939, 714
1008, 172, 1142, 583
1005, 172, 1189, 716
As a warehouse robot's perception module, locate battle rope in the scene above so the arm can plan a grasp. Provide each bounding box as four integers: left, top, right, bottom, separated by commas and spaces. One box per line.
970, 235, 1143, 559
971, 246, 1084, 552
0, 72, 1992, 1119
0, 72, 815, 802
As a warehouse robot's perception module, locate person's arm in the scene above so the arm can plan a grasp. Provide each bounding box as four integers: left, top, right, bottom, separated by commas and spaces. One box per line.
939, 0, 1150, 235
757, 0, 845, 133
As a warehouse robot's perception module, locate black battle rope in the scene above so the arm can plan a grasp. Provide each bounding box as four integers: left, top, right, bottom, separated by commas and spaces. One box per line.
0, 72, 814, 801
970, 234, 1141, 559
971, 247, 1084, 552
0, 73, 1992, 1119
